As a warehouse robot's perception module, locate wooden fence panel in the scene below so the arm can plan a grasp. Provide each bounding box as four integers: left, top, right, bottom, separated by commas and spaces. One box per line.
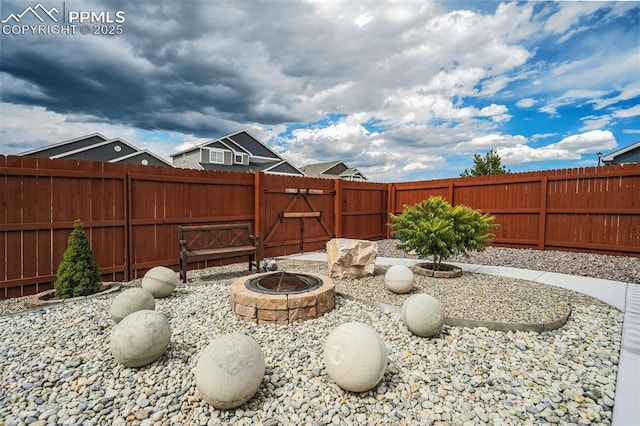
127, 168, 256, 278
544, 166, 640, 253
340, 181, 388, 240
0, 156, 128, 298
391, 164, 640, 254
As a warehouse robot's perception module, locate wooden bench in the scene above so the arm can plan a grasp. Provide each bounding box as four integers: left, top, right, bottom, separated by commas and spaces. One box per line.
178, 223, 259, 283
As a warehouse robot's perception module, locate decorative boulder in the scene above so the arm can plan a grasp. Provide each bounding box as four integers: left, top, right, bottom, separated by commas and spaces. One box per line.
402, 294, 445, 337
141, 266, 177, 298
326, 238, 378, 279
110, 310, 171, 367
324, 322, 388, 392
109, 287, 155, 323
385, 265, 414, 294
195, 333, 265, 409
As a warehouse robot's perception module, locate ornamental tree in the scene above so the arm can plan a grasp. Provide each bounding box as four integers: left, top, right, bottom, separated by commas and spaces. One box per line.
388, 196, 497, 270
54, 219, 102, 298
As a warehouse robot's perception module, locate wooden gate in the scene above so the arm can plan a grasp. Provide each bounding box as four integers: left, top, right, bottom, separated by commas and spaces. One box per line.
260, 175, 336, 257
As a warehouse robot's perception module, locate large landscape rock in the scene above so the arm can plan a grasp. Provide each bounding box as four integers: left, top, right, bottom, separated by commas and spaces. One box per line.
110, 310, 171, 367
326, 238, 378, 279
142, 266, 177, 298
402, 294, 445, 337
109, 287, 155, 323
195, 333, 265, 409
324, 322, 388, 392
385, 264, 414, 294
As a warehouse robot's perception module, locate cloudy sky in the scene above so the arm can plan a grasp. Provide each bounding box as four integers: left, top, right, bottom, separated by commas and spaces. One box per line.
1, 0, 638, 182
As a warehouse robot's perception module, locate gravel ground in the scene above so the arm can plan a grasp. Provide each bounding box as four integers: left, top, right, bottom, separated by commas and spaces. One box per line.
376, 239, 640, 284
0, 242, 634, 425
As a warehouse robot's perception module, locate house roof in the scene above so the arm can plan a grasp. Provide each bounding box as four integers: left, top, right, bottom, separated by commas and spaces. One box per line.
110, 150, 174, 167
300, 161, 367, 180
300, 161, 345, 176
50, 138, 138, 160
198, 159, 303, 175
170, 130, 281, 160
602, 140, 640, 162
19, 133, 109, 157
20, 133, 172, 167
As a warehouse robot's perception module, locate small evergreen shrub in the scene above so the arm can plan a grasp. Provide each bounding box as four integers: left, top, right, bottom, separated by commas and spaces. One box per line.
388, 196, 497, 270
54, 219, 102, 298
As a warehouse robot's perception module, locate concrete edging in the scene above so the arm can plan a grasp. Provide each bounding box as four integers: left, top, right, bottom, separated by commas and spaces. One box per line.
25, 283, 122, 309
336, 291, 571, 332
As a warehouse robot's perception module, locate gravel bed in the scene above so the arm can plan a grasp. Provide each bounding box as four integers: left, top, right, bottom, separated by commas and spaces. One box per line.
376, 239, 640, 284
0, 242, 632, 425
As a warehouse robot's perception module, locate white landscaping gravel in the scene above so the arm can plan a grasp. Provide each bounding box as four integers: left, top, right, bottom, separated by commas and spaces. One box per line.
0, 242, 634, 425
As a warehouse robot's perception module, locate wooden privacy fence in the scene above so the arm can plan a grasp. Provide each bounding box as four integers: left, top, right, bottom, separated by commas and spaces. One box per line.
390, 163, 640, 253
1, 155, 638, 298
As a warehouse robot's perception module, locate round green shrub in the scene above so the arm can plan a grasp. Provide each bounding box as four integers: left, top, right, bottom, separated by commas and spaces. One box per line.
388, 196, 497, 270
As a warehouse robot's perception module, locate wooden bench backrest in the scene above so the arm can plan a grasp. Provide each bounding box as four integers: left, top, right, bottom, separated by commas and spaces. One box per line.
179, 223, 256, 251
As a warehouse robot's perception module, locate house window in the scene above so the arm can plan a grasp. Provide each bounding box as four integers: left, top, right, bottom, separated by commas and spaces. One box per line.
234, 153, 245, 164
209, 149, 224, 164
181, 155, 186, 166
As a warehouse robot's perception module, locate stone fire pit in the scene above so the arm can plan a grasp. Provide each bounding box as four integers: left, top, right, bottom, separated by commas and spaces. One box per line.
230, 271, 335, 325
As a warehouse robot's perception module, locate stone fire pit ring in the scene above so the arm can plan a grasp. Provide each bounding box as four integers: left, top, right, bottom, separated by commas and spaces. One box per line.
230, 272, 335, 325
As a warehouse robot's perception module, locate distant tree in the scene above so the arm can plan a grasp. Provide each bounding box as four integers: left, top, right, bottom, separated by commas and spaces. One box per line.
460, 149, 510, 177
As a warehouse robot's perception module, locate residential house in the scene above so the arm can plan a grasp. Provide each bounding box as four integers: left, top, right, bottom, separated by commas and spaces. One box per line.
170, 130, 304, 176
602, 140, 640, 165
19, 133, 173, 167
300, 161, 368, 181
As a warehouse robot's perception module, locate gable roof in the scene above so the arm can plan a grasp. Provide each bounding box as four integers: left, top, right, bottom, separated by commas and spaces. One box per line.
170, 130, 280, 160
110, 150, 174, 167
50, 138, 138, 160
300, 161, 345, 177
19, 133, 173, 167
602, 140, 640, 163
20, 133, 109, 157
300, 160, 367, 180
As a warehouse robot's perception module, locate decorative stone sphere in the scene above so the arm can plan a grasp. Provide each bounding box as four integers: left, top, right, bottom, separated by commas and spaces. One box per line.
402, 294, 445, 337
195, 333, 265, 409
262, 258, 278, 272
324, 322, 388, 392
385, 265, 414, 294
110, 310, 171, 367
141, 266, 177, 298
109, 288, 155, 323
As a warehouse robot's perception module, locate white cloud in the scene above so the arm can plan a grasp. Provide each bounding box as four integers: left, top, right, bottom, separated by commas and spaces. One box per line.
498, 130, 617, 164
613, 104, 640, 119
516, 98, 536, 108
354, 13, 372, 28
498, 144, 580, 163
0, 103, 137, 153
544, 2, 609, 38
580, 115, 612, 132
454, 133, 527, 154
550, 130, 617, 154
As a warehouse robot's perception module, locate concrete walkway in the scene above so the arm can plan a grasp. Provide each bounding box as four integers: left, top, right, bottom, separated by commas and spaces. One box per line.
283, 252, 639, 426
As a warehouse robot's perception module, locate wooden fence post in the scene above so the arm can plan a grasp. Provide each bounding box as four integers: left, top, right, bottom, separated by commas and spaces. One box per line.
254, 171, 265, 260
386, 183, 394, 239
538, 176, 548, 251
333, 178, 342, 238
